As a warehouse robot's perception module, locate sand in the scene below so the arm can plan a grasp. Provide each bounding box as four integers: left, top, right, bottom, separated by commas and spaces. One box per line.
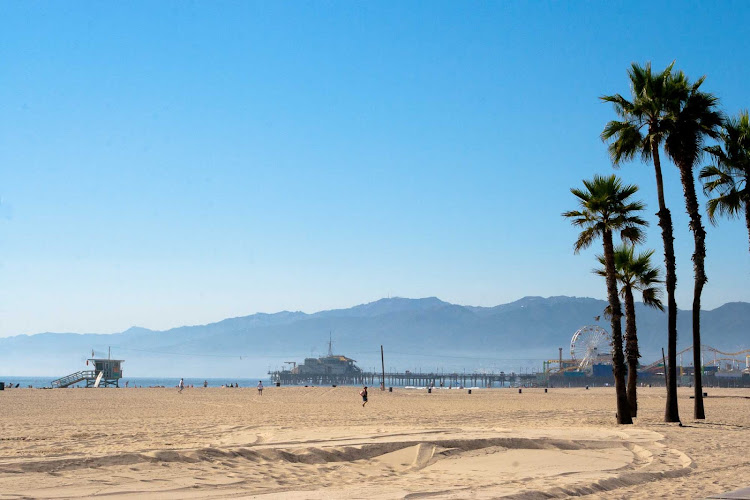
0, 385, 749, 499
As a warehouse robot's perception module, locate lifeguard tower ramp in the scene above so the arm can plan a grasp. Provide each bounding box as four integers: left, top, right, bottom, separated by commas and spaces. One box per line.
51, 358, 124, 388
51, 370, 96, 388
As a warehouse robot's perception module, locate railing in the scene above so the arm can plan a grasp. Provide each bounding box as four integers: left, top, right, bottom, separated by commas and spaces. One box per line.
51, 370, 96, 388
268, 370, 528, 387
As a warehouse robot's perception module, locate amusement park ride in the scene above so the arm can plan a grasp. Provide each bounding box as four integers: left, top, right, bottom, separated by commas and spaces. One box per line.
639, 345, 750, 376
543, 325, 613, 374
544, 325, 750, 377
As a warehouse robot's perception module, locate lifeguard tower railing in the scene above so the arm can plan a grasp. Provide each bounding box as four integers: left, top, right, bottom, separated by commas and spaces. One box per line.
51, 370, 96, 388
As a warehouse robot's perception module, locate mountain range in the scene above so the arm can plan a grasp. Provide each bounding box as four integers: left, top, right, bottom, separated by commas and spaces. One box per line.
1, 296, 748, 378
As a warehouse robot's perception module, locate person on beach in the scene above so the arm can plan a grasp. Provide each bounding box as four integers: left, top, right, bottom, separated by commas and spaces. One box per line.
203, 380, 208, 388
359, 386, 368, 407
257, 380, 263, 395
178, 378, 184, 393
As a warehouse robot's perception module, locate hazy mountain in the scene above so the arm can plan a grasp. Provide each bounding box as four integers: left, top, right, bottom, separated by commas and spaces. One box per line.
1, 296, 748, 379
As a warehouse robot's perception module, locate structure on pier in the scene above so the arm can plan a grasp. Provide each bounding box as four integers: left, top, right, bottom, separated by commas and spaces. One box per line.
273, 338, 362, 385
51, 357, 124, 388
270, 337, 540, 387
544, 327, 750, 388
294, 354, 361, 377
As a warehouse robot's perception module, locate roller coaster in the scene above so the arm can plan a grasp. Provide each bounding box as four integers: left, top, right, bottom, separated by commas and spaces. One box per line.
640, 345, 750, 375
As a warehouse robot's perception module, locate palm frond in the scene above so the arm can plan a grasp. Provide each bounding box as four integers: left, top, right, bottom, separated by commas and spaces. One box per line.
641, 287, 665, 311
620, 225, 646, 245
602, 61, 688, 171
573, 227, 598, 253
564, 176, 647, 264
699, 110, 750, 224
664, 78, 723, 169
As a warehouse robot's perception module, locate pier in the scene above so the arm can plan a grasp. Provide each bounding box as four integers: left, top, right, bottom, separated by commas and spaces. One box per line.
268, 369, 540, 387
269, 338, 750, 389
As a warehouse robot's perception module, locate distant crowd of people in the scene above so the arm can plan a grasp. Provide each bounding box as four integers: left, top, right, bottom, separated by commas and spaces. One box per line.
172, 379, 369, 407
3, 378, 372, 407
174, 379, 265, 391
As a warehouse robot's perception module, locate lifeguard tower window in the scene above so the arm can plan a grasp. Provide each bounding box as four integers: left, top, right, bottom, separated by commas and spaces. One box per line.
94, 359, 123, 379
88, 358, 124, 387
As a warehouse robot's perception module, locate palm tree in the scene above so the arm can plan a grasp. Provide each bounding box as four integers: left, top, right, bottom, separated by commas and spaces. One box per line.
664, 74, 722, 420
600, 61, 685, 423
596, 245, 663, 417
563, 174, 647, 425
700, 110, 750, 252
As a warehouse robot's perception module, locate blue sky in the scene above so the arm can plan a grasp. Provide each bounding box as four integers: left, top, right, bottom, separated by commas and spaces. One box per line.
1, 1, 749, 337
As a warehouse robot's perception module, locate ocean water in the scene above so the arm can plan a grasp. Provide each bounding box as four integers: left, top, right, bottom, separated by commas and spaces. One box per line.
0, 376, 273, 389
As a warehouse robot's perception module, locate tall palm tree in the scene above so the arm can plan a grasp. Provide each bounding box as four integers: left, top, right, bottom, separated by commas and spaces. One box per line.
596, 245, 663, 417
700, 110, 750, 252
563, 174, 647, 425
664, 74, 722, 420
601, 61, 686, 423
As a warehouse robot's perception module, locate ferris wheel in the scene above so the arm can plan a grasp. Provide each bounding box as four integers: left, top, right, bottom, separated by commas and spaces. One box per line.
570, 325, 611, 371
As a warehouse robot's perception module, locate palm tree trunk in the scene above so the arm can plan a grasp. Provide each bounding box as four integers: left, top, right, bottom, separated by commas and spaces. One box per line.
623, 287, 639, 417
651, 142, 680, 423
678, 164, 707, 419
603, 230, 632, 424
745, 199, 750, 254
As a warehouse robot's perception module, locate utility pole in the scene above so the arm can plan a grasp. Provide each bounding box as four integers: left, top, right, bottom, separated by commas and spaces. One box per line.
380, 345, 385, 391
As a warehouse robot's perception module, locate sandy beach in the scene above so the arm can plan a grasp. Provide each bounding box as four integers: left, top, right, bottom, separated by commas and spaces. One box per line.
0, 385, 748, 499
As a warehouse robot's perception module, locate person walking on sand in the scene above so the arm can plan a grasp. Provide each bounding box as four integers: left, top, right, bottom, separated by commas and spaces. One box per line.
178, 378, 184, 393
257, 380, 263, 395
359, 386, 368, 407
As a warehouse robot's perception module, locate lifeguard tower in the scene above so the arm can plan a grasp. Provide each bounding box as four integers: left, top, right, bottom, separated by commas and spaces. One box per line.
51, 357, 124, 388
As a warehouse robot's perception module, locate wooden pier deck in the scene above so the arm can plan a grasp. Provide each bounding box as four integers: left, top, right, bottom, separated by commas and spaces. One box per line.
268, 370, 541, 387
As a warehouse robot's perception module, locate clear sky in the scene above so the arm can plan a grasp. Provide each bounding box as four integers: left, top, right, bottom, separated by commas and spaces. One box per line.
1, 1, 749, 337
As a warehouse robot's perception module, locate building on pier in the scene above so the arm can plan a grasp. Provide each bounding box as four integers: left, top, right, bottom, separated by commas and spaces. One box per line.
271, 338, 363, 385
293, 354, 362, 377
